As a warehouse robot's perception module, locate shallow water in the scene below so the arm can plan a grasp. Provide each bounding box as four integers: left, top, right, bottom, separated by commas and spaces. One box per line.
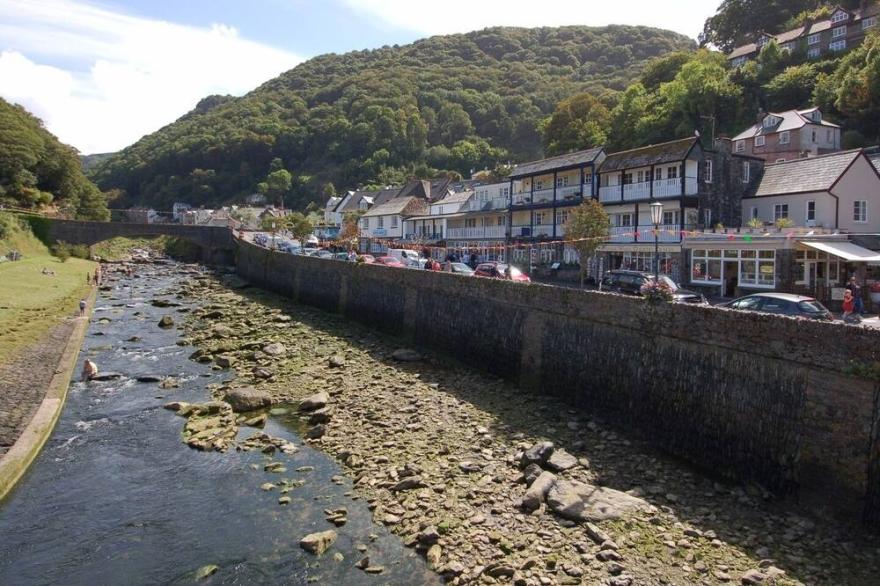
0, 265, 435, 585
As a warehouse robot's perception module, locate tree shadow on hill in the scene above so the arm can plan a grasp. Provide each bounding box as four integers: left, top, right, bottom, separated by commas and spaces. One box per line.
224, 280, 880, 586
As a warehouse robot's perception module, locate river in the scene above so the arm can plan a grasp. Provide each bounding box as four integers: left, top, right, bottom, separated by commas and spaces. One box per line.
0, 262, 435, 585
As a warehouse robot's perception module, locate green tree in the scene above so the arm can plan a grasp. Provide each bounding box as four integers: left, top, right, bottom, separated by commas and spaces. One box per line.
700, 0, 819, 52
608, 83, 652, 150
322, 182, 336, 199
541, 93, 610, 156
265, 168, 292, 207
765, 64, 820, 111
565, 199, 609, 287
284, 212, 314, 246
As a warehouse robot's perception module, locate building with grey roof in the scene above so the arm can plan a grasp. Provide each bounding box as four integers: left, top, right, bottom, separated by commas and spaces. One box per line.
731, 108, 841, 163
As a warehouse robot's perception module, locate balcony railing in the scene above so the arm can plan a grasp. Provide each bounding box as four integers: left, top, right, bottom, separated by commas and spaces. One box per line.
446, 226, 507, 239
463, 197, 509, 212
512, 185, 588, 206
607, 225, 691, 244
598, 177, 699, 202
404, 232, 443, 240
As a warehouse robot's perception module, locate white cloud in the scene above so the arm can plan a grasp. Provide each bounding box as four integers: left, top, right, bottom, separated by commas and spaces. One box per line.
345, 0, 714, 40
0, 0, 302, 154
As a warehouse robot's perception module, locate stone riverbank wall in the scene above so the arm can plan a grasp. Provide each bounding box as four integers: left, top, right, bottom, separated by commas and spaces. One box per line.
236, 238, 880, 529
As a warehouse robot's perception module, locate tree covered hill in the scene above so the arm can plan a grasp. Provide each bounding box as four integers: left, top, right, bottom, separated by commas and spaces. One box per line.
0, 98, 109, 220
90, 25, 695, 210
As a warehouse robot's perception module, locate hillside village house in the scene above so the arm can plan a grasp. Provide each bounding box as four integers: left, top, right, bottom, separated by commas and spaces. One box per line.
732, 108, 841, 162
507, 147, 606, 265
360, 196, 427, 252
403, 191, 474, 243
595, 137, 763, 281
445, 181, 511, 262
728, 2, 880, 66
682, 149, 880, 303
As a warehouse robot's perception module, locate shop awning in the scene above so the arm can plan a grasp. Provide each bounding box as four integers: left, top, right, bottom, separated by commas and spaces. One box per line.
800, 241, 880, 262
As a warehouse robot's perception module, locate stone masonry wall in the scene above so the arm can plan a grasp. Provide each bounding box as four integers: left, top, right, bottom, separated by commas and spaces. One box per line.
236, 238, 880, 528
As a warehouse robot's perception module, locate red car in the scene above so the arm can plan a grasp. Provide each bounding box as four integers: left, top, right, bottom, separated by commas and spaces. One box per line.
375, 256, 406, 268
358, 254, 376, 264
473, 262, 531, 282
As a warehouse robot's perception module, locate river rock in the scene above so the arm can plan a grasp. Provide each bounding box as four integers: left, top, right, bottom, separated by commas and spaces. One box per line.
203, 309, 224, 319
392, 475, 425, 491
300, 530, 337, 555
158, 315, 175, 328
520, 441, 554, 468
214, 355, 236, 368
262, 342, 286, 356
328, 355, 345, 368
90, 372, 123, 381
181, 401, 237, 451
546, 480, 651, 522
546, 449, 578, 472
194, 564, 218, 580
151, 299, 180, 308
522, 463, 543, 485
224, 386, 272, 412
391, 348, 422, 362
522, 471, 557, 512
299, 391, 329, 411
212, 324, 234, 338
308, 407, 333, 424
252, 367, 273, 379
159, 377, 180, 389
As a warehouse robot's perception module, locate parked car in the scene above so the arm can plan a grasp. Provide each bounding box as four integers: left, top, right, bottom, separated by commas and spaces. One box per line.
450, 262, 475, 276
375, 256, 406, 268
721, 293, 833, 320
302, 247, 319, 256
312, 249, 334, 259
474, 262, 531, 282
387, 248, 421, 267
333, 252, 350, 261
358, 255, 376, 264
600, 270, 706, 304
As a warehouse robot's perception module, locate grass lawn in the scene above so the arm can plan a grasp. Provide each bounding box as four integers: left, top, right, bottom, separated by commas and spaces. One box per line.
0, 217, 94, 366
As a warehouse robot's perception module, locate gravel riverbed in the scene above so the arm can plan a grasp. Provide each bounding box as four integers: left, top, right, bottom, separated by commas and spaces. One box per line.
173, 270, 880, 586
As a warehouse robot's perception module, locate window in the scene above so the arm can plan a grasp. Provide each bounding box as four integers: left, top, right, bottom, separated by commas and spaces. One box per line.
465, 218, 476, 228
500, 186, 510, 198
742, 161, 751, 183
534, 211, 546, 225
534, 179, 544, 190
827, 129, 834, 142
667, 166, 678, 179
774, 204, 789, 220
377, 217, 384, 228
830, 39, 847, 51
740, 250, 776, 287
864, 17, 877, 29
755, 135, 766, 147
622, 172, 633, 185
362, 218, 370, 229
497, 216, 505, 226
806, 200, 816, 223
704, 208, 712, 228
690, 249, 722, 283
662, 210, 679, 226
779, 131, 790, 145
832, 11, 849, 23
808, 33, 821, 44
811, 129, 817, 143
636, 170, 647, 183
620, 213, 632, 227
832, 25, 847, 38
704, 159, 713, 183
808, 47, 821, 59
556, 176, 569, 188
854, 200, 867, 223
775, 158, 787, 163
750, 206, 759, 220
391, 216, 398, 228
735, 140, 745, 153
780, 42, 793, 53
653, 167, 662, 181
556, 210, 569, 225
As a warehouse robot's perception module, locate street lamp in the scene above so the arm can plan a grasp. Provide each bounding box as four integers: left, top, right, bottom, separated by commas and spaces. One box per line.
650, 201, 664, 282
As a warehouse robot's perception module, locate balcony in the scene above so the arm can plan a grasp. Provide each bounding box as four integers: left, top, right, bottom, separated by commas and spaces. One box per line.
607, 225, 691, 244
511, 224, 565, 238
512, 186, 586, 206
463, 197, 509, 212
598, 177, 699, 203
446, 226, 507, 239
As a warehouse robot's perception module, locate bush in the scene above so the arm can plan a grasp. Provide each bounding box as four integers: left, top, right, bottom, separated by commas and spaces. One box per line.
640, 279, 674, 303
775, 217, 794, 229
51, 241, 71, 262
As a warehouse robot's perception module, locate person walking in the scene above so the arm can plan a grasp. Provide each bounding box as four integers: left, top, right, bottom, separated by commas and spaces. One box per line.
79, 298, 86, 316
847, 276, 864, 315
843, 289, 855, 322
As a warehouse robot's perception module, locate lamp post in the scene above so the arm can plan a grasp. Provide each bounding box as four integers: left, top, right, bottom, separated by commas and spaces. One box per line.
650, 201, 664, 282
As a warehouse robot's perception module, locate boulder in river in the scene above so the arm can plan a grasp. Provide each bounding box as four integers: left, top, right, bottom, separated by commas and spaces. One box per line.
157, 315, 175, 328
391, 348, 422, 362
299, 391, 329, 412
262, 342, 286, 356
90, 372, 123, 381
223, 386, 272, 412
135, 375, 163, 383
520, 441, 554, 468
300, 530, 337, 555
521, 471, 557, 512
546, 479, 650, 522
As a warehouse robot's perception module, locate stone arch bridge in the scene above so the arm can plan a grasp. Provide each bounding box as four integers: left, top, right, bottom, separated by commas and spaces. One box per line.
44, 219, 235, 264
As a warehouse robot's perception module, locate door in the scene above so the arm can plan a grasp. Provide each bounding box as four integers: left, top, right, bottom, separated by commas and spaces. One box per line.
723, 261, 739, 297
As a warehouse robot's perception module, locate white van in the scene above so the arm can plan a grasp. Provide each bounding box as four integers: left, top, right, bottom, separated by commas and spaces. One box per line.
387, 248, 421, 267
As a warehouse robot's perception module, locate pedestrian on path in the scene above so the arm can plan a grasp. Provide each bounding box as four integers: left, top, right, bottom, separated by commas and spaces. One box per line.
86, 273, 91, 285
843, 289, 855, 322
79, 298, 86, 316
847, 277, 864, 314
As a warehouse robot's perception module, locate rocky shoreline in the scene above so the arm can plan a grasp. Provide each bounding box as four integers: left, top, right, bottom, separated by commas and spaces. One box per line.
167, 270, 879, 585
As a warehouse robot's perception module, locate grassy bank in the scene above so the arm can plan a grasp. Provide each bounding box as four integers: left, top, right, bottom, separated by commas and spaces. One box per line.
91, 235, 202, 262
0, 213, 94, 366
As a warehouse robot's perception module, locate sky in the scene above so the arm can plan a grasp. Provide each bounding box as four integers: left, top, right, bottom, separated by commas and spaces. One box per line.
0, 0, 721, 155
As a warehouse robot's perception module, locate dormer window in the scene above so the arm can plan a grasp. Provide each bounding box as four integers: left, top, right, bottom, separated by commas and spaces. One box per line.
762, 115, 779, 128
831, 10, 849, 24
756, 35, 771, 47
